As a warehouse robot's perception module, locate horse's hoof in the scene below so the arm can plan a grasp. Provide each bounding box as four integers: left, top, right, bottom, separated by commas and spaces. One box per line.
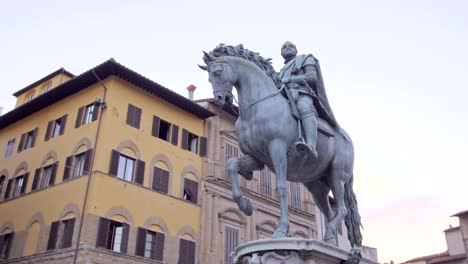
324, 236, 337, 246
272, 228, 288, 238
240, 171, 253, 180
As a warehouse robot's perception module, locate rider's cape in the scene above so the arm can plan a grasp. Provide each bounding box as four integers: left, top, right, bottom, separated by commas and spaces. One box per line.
278, 54, 339, 129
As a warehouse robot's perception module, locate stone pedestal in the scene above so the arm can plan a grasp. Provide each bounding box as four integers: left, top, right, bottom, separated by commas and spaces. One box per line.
233, 238, 377, 264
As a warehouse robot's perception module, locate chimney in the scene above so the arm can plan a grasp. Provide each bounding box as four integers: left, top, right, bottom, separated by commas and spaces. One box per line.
187, 85, 197, 100
0, 106, 3, 116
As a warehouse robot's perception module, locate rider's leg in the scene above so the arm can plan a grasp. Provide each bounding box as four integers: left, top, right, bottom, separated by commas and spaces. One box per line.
297, 96, 318, 158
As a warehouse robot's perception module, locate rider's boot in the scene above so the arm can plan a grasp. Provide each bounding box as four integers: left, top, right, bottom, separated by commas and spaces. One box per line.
296, 114, 318, 159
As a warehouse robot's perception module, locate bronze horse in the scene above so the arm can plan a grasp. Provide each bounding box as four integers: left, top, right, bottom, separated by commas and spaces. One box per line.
199, 44, 362, 248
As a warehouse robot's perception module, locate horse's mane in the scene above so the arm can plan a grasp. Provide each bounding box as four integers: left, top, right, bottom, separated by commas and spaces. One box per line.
205, 44, 280, 87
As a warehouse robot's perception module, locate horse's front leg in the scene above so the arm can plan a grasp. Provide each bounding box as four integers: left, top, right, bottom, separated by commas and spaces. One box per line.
269, 139, 289, 238
228, 155, 264, 216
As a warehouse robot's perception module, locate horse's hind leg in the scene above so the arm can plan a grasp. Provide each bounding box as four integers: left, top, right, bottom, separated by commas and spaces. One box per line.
304, 179, 334, 225
228, 155, 264, 216
269, 139, 289, 238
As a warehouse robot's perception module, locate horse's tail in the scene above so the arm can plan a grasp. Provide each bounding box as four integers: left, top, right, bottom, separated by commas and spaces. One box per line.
344, 174, 362, 248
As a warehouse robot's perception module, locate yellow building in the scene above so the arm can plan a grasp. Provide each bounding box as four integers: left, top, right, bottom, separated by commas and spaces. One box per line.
0, 59, 213, 263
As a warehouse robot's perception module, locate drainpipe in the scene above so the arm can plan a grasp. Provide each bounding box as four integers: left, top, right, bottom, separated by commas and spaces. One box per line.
72, 70, 108, 264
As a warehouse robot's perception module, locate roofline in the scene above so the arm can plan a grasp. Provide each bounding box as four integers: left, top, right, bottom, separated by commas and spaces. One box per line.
443, 226, 460, 232
196, 97, 239, 117
401, 252, 449, 263
1, 59, 215, 129
452, 209, 468, 217
13, 68, 75, 96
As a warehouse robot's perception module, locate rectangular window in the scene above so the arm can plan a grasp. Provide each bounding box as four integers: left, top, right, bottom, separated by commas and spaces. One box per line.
52, 118, 62, 138
83, 104, 95, 125
47, 218, 76, 250
41, 165, 53, 189
0, 232, 14, 260
72, 152, 86, 177
159, 120, 171, 141
96, 218, 129, 253
290, 182, 302, 209
188, 133, 198, 154
117, 154, 135, 181
126, 104, 142, 129
136, 227, 164, 260
183, 178, 198, 204
224, 227, 239, 264
4, 138, 15, 158
260, 167, 273, 198
178, 239, 195, 264
12, 176, 24, 198
0, 176, 5, 199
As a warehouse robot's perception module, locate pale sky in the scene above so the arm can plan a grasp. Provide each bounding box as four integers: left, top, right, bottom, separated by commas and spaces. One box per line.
1, 0, 467, 262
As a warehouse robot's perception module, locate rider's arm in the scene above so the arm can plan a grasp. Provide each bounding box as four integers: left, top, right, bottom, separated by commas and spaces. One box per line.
288, 64, 317, 86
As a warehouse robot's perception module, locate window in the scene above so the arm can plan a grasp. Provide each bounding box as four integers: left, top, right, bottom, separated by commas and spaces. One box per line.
45, 115, 67, 141
183, 178, 198, 204
0, 232, 14, 260
152, 166, 169, 194
290, 182, 302, 209
260, 167, 273, 198
126, 104, 142, 129
27, 91, 35, 102
75, 102, 100, 128
181, 129, 207, 156
18, 128, 38, 152
96, 218, 129, 253
63, 149, 93, 181
32, 164, 58, 191
4, 138, 15, 158
47, 218, 75, 250
135, 227, 164, 260
42, 84, 51, 93
225, 143, 239, 182
0, 176, 5, 199
224, 227, 239, 264
5, 173, 29, 199
178, 239, 195, 264
152, 115, 176, 143
109, 150, 145, 185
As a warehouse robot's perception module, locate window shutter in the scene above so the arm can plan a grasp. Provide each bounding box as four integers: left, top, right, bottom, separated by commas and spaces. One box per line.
5, 179, 13, 199
0, 235, 4, 257
30, 128, 39, 148
153, 167, 169, 194
92, 102, 100, 121
182, 129, 189, 150
154, 232, 165, 261
109, 150, 120, 176
63, 156, 73, 181
135, 160, 145, 185
18, 133, 26, 152
161, 169, 169, 194
121, 223, 130, 253
152, 167, 160, 191
178, 239, 187, 264
47, 221, 60, 250
83, 149, 93, 175
152, 115, 160, 137
75, 106, 84, 128
59, 114, 67, 135
32, 169, 41, 191
96, 218, 110, 248
20, 173, 29, 194
190, 180, 198, 203
61, 218, 75, 248
171, 125, 179, 146
49, 163, 58, 186
134, 106, 142, 129
45, 121, 53, 141
126, 104, 135, 127
180, 239, 196, 264
200, 137, 208, 157
135, 227, 146, 257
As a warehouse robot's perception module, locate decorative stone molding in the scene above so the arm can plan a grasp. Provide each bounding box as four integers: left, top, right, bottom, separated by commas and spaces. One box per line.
218, 208, 247, 226
0, 221, 14, 234
14, 161, 28, 177
59, 203, 81, 219
40, 150, 58, 167
116, 139, 141, 159
72, 137, 92, 154
104, 207, 134, 225
176, 225, 198, 241
143, 216, 169, 234
181, 165, 201, 181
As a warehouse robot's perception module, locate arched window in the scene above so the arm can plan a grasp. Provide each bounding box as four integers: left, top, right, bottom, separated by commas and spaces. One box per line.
0, 228, 14, 260
135, 224, 165, 261
182, 173, 198, 204
0, 175, 6, 199
178, 235, 195, 264
23, 221, 41, 256
32, 157, 58, 191
5, 168, 29, 199
109, 147, 145, 185
152, 161, 170, 194
46, 212, 76, 251
96, 215, 130, 253
63, 144, 93, 181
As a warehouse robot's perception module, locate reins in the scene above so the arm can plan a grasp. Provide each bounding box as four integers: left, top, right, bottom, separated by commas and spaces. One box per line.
247, 84, 285, 108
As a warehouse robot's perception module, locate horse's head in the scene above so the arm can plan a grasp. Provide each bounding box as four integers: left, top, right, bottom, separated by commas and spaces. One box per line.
199, 51, 237, 108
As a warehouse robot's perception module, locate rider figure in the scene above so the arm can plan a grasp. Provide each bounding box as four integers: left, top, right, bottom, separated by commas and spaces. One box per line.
278, 41, 339, 159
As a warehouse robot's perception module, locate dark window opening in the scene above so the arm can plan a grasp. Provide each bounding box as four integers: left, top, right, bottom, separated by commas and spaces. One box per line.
159, 120, 171, 141
0, 232, 14, 260
52, 118, 62, 138
188, 133, 198, 154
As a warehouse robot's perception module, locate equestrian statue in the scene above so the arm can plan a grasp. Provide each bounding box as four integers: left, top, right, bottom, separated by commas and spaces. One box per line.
199, 42, 363, 253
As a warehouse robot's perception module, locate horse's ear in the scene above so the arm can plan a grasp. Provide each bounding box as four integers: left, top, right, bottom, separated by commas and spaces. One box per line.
203, 51, 217, 62
198, 64, 208, 71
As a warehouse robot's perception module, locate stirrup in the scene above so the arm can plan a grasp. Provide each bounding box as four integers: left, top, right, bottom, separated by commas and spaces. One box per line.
295, 141, 318, 159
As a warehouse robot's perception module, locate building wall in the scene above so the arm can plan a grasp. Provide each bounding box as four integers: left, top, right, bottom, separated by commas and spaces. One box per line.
445, 228, 465, 255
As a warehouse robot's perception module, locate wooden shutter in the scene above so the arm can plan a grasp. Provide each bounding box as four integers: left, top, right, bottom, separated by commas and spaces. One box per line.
135, 227, 146, 257
179, 239, 195, 264
32, 169, 41, 191
63, 156, 73, 181
134, 106, 142, 129
154, 232, 165, 261
96, 218, 110, 248
75, 106, 84, 128
171, 125, 179, 146
126, 104, 133, 126
153, 167, 169, 194
200, 137, 207, 157
49, 163, 58, 186
47, 221, 60, 250
109, 150, 120, 176
190, 180, 198, 203
30, 128, 38, 148
135, 160, 145, 185
178, 239, 186, 264
0, 235, 4, 257
5, 179, 13, 199
121, 223, 130, 253
160, 169, 169, 194
62, 218, 75, 248
59, 114, 67, 135
20, 173, 29, 194
45, 121, 53, 141
83, 149, 93, 175
152, 115, 160, 137
182, 129, 189, 150
92, 102, 100, 121
18, 133, 26, 152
